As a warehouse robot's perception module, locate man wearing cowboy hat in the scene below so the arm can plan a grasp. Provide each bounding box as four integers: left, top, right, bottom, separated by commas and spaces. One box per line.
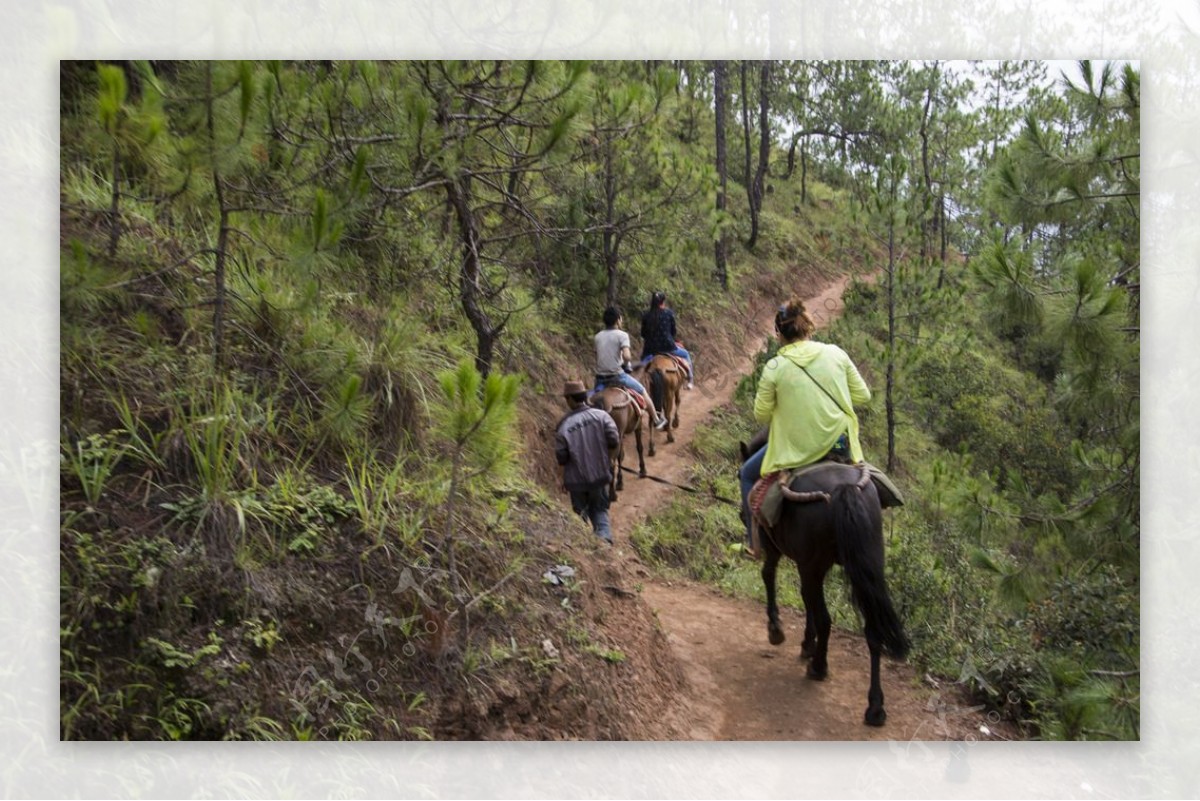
554, 379, 620, 543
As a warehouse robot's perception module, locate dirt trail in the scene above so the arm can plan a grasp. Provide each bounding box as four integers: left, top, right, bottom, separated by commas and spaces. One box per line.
608, 277, 1001, 741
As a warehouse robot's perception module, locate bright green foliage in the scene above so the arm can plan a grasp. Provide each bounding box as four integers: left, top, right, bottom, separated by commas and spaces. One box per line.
63, 432, 125, 509
972, 235, 1044, 336
903, 344, 1076, 496
96, 64, 128, 134
342, 451, 411, 545
1025, 655, 1139, 740
308, 188, 343, 254
435, 359, 522, 483
319, 372, 371, 451
144, 632, 223, 670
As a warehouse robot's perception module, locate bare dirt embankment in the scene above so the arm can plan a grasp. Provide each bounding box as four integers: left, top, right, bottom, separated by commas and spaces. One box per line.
602, 276, 1006, 741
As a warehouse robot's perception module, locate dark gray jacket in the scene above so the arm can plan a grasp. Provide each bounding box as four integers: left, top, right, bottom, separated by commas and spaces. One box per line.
555, 404, 620, 489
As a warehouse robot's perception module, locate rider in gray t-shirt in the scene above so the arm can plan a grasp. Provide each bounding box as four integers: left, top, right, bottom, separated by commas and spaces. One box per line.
591, 307, 666, 430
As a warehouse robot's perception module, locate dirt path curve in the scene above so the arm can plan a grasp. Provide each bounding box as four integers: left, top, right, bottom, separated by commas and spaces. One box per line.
609, 277, 997, 741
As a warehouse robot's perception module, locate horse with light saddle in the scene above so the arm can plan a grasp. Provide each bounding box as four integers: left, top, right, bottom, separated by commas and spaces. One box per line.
590, 382, 650, 500
646, 352, 688, 451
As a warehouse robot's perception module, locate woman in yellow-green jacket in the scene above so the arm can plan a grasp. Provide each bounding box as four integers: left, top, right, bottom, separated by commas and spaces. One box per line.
739, 296, 872, 547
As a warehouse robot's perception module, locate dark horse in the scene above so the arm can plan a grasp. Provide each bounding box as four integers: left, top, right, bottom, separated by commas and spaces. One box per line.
742, 445, 910, 726
646, 354, 685, 453
592, 386, 647, 501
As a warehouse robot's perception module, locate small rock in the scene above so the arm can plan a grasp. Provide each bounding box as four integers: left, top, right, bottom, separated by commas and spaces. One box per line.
542, 564, 576, 585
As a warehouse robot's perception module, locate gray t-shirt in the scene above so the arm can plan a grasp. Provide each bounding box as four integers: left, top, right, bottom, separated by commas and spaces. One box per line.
594, 328, 630, 376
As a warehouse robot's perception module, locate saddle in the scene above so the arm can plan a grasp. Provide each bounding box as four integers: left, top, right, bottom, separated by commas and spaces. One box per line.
750, 460, 904, 532
595, 383, 647, 413
651, 353, 688, 374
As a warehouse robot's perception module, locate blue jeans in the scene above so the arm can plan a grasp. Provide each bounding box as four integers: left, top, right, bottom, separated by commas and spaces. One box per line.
569, 484, 612, 543
589, 372, 648, 398
738, 444, 767, 546
639, 347, 694, 382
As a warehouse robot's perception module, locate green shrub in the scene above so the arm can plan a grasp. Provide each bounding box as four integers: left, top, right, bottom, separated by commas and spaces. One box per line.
1028, 566, 1138, 668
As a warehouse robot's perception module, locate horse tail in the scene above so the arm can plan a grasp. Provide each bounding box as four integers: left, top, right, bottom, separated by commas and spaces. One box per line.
832, 483, 910, 660
649, 365, 665, 415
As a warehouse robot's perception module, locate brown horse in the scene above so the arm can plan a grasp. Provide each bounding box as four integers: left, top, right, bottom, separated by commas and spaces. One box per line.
647, 354, 685, 453
592, 386, 646, 501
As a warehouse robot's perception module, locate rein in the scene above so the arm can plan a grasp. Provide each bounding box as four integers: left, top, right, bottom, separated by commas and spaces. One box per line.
618, 464, 741, 508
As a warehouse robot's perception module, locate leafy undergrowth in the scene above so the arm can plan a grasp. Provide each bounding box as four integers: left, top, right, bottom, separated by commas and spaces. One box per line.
62, 469, 690, 740
58, 211, 695, 740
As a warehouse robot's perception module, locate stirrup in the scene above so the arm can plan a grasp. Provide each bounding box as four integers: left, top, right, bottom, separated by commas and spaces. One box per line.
745, 520, 762, 560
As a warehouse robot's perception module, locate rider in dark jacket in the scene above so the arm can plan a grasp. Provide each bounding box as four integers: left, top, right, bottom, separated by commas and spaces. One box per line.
638, 291, 694, 388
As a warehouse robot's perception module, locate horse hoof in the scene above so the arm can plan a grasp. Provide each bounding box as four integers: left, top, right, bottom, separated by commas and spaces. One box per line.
806, 663, 827, 681
864, 708, 887, 727
639, 469, 646, 478
768, 626, 785, 646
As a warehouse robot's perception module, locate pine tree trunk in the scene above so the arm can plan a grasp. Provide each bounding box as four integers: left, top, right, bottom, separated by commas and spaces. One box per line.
212, 195, 229, 371
801, 140, 808, 205
446, 177, 500, 378
937, 194, 948, 288
205, 63, 229, 371
107, 141, 121, 258
443, 446, 467, 646
713, 60, 728, 290
749, 62, 771, 250
886, 223, 897, 473
919, 70, 935, 263
603, 141, 620, 308
740, 62, 759, 249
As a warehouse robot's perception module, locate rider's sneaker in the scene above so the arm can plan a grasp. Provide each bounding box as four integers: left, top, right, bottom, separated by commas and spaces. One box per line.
686, 381, 694, 390
655, 415, 669, 430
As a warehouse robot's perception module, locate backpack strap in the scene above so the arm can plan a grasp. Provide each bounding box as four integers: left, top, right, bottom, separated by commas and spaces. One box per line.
780, 353, 851, 418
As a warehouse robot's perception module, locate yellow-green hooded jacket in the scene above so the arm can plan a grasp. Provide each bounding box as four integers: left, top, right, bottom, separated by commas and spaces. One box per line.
753, 339, 871, 474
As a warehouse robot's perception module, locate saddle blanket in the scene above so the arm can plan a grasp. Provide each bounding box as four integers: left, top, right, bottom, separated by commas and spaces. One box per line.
596, 380, 647, 411
656, 354, 689, 373
750, 461, 904, 531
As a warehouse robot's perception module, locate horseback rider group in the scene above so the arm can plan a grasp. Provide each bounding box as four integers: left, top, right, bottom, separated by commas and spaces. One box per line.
556, 289, 909, 728
556, 291, 695, 541
558, 290, 899, 551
